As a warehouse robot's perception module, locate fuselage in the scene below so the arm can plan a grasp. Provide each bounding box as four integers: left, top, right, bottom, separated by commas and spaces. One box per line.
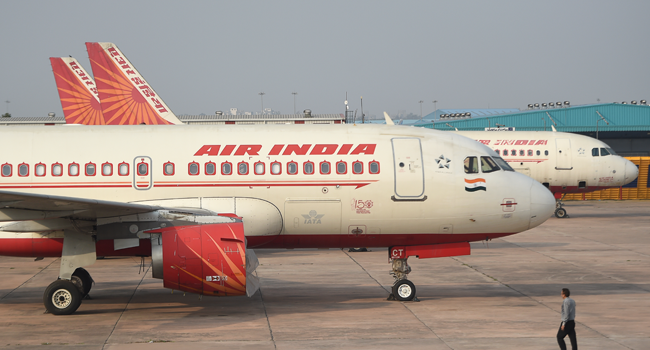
455, 131, 638, 195
0, 124, 555, 256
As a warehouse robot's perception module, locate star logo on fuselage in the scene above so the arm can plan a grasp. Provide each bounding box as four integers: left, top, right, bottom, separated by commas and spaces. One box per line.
436, 155, 451, 169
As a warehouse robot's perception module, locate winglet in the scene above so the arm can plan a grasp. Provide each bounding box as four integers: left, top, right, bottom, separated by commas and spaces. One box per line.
383, 112, 395, 125
85, 42, 182, 125
551, 125, 557, 132
50, 57, 105, 125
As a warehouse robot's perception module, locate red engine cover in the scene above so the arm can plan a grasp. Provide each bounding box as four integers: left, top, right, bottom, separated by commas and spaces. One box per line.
156, 222, 247, 296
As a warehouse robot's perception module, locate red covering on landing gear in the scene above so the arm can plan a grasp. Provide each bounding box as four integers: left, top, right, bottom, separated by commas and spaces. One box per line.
389, 242, 470, 260
150, 222, 247, 296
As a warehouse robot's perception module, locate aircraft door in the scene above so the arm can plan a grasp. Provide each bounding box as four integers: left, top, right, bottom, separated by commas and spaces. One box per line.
133, 156, 153, 190
555, 139, 573, 170
391, 138, 425, 198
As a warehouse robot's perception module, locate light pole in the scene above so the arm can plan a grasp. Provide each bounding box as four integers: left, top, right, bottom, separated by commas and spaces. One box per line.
4, 100, 9, 114
259, 92, 265, 114
419, 100, 424, 119
292, 92, 297, 114
432, 100, 438, 111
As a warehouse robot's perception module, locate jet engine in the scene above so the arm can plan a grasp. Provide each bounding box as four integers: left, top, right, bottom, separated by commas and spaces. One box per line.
148, 217, 259, 297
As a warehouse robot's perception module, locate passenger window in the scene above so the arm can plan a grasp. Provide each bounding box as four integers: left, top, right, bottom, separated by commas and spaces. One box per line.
52, 163, 62, 176
69, 163, 79, 176
205, 162, 216, 175
254, 162, 265, 175
189, 162, 200, 175
1, 163, 11, 177
511, 149, 516, 156
238, 162, 249, 175
18, 163, 29, 177
221, 162, 232, 175
35, 163, 46, 176
336, 161, 347, 174
592, 148, 599, 157
287, 161, 298, 175
137, 162, 148, 176
527, 150, 533, 156
352, 161, 363, 174
544, 150, 549, 156
304, 161, 314, 175
519, 150, 524, 156
502, 150, 508, 156
320, 161, 331, 174
85, 163, 96, 176
118, 162, 129, 176
464, 157, 478, 174
102, 162, 112, 176
536, 150, 541, 156
271, 162, 281, 175
600, 148, 610, 156
369, 161, 380, 174
495, 149, 500, 155
481, 156, 500, 173
164, 162, 175, 176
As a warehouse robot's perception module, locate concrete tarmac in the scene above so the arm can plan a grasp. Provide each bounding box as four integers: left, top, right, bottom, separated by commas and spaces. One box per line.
0, 200, 648, 349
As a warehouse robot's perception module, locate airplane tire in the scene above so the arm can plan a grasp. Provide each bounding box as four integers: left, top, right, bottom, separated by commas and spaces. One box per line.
72, 268, 93, 296
392, 280, 416, 301
555, 208, 567, 218
348, 248, 368, 252
44, 280, 82, 315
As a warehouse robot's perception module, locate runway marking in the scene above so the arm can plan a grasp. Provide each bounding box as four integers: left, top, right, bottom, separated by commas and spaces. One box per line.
102, 262, 151, 350
343, 249, 454, 350
257, 271, 277, 350
0, 258, 58, 302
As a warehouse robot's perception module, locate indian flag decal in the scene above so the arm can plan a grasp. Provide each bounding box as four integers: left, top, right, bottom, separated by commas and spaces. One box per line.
465, 178, 486, 192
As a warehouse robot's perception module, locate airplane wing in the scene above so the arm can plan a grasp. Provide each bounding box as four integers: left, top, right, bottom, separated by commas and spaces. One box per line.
0, 189, 162, 221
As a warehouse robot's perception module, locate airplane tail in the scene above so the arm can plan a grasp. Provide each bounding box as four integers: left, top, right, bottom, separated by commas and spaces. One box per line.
85, 42, 182, 125
50, 57, 106, 125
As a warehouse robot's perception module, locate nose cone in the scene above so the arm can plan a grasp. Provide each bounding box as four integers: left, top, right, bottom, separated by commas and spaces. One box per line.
529, 180, 555, 229
623, 159, 639, 185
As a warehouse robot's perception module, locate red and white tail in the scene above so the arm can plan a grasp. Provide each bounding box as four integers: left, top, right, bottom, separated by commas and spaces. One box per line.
85, 42, 182, 125
50, 57, 106, 125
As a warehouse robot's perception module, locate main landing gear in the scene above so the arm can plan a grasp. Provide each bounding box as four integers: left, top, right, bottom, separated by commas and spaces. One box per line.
387, 257, 418, 302
554, 193, 569, 218
43, 268, 94, 315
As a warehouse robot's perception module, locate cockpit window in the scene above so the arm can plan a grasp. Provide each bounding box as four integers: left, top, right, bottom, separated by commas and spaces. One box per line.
600, 148, 610, 156
464, 157, 478, 174
606, 147, 616, 155
481, 156, 500, 173
592, 148, 599, 157
493, 156, 514, 172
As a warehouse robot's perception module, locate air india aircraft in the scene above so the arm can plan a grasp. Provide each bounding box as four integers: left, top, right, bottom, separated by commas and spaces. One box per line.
453, 131, 638, 218
0, 121, 556, 315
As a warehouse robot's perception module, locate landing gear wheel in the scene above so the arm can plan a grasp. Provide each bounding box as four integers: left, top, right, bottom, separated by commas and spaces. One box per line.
555, 207, 568, 218
72, 267, 93, 296
43, 280, 82, 315
392, 280, 416, 301
348, 248, 368, 252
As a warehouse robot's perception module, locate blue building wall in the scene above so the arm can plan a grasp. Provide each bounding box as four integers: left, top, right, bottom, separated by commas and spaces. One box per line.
420, 104, 650, 132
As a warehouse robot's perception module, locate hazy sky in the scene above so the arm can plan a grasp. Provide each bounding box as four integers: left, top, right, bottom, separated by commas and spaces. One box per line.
1, 1, 649, 119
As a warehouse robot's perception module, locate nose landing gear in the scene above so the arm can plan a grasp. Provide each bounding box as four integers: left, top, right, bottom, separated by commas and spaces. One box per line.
554, 193, 569, 218
387, 258, 418, 301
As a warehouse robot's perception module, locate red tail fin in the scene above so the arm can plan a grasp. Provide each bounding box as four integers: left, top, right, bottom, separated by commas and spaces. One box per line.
50, 57, 105, 125
85, 42, 181, 125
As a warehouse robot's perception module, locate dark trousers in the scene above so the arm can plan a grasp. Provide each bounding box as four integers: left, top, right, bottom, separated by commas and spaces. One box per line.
557, 320, 577, 350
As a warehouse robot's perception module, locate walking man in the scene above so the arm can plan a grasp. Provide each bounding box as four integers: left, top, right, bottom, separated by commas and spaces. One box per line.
557, 288, 577, 350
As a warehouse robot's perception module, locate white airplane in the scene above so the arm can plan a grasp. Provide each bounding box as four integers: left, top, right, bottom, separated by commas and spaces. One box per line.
0, 122, 556, 315
454, 130, 639, 217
